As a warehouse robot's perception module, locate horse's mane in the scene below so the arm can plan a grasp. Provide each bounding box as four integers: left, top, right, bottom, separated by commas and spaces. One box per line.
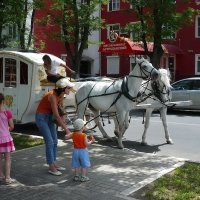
158, 68, 171, 88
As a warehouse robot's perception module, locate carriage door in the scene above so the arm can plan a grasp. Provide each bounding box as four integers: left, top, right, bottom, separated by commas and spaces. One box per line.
16, 60, 32, 122
3, 57, 18, 120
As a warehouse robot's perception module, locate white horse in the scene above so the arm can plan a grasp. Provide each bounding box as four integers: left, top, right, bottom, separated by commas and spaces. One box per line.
75, 58, 159, 149
136, 68, 173, 145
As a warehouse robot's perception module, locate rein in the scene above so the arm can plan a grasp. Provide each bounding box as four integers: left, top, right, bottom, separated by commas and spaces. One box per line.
77, 61, 157, 126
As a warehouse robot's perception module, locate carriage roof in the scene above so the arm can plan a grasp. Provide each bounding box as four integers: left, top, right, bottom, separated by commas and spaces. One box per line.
0, 51, 65, 66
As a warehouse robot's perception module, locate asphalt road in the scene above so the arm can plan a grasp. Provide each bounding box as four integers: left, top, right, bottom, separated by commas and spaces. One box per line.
97, 109, 200, 162
13, 109, 200, 162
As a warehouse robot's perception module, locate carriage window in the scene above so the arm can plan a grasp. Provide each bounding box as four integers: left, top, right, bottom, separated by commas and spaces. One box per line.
20, 61, 28, 85
0, 58, 3, 83
5, 58, 16, 87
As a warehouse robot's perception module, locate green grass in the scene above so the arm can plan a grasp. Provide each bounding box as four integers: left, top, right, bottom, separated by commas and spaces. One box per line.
12, 134, 44, 150
137, 162, 200, 200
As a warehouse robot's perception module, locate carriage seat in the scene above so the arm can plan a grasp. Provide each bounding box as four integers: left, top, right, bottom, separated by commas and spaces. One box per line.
40, 79, 56, 86
40, 77, 76, 87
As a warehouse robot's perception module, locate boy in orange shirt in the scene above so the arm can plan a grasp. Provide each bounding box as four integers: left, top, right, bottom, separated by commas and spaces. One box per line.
65, 119, 95, 182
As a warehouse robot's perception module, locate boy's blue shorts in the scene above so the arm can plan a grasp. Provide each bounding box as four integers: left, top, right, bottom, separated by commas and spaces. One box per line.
71, 148, 91, 168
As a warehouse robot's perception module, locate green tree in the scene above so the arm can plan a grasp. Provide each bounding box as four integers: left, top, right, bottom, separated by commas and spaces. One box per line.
124, 0, 199, 68
0, 0, 43, 50
38, 0, 106, 77
0, 0, 13, 48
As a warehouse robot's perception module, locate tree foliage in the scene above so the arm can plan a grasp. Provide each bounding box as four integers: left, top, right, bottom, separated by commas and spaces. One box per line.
38, 0, 106, 77
124, 0, 199, 68
0, 0, 43, 50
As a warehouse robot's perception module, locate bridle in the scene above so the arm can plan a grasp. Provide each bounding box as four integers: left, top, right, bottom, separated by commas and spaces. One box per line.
121, 61, 156, 102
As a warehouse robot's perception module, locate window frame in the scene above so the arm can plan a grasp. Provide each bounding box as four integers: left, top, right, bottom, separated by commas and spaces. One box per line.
108, 0, 120, 11
106, 56, 119, 75
195, 54, 200, 75
129, 21, 141, 41
195, 16, 200, 38
4, 58, 17, 87
107, 24, 120, 39
162, 24, 176, 39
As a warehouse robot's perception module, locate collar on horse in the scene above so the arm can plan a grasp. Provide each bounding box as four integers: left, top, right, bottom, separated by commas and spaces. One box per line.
121, 76, 137, 102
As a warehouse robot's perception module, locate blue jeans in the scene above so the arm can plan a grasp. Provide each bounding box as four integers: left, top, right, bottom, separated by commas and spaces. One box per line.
35, 113, 57, 165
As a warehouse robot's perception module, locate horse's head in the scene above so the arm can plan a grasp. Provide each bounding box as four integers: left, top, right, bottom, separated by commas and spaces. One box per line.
134, 58, 159, 80
151, 68, 172, 102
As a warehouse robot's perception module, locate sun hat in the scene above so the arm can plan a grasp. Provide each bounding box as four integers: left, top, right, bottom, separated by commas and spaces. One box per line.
56, 78, 75, 89
73, 118, 87, 130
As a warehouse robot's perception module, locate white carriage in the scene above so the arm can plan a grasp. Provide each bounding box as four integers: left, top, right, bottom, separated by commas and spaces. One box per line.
0, 51, 82, 124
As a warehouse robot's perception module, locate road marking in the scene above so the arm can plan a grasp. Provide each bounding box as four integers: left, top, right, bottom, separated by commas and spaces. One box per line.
133, 118, 200, 126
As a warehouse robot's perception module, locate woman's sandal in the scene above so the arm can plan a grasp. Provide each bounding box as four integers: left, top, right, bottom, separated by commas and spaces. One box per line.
5, 178, 15, 185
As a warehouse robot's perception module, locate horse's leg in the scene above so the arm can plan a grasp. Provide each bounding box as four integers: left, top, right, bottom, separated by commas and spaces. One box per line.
141, 108, 153, 146
160, 107, 173, 144
89, 108, 113, 141
113, 115, 119, 137
116, 112, 129, 149
76, 99, 88, 119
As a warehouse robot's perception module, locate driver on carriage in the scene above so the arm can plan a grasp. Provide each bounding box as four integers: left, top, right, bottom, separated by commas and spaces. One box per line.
43, 54, 76, 83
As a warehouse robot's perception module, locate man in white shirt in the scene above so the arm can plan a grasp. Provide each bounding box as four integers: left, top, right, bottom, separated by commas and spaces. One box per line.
43, 54, 76, 83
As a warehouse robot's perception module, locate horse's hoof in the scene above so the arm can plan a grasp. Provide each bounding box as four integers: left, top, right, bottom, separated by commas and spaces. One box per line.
141, 142, 147, 146
118, 146, 124, 149
167, 140, 173, 144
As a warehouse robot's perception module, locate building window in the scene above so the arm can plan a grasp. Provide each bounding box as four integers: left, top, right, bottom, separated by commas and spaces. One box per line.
61, 54, 67, 62
162, 24, 176, 39
108, 0, 120, 11
195, 54, 200, 74
8, 24, 18, 39
107, 24, 120, 38
107, 56, 119, 74
129, 22, 141, 41
195, 16, 200, 38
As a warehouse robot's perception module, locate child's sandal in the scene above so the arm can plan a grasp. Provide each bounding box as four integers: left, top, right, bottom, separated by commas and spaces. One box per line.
80, 176, 90, 182
73, 175, 80, 181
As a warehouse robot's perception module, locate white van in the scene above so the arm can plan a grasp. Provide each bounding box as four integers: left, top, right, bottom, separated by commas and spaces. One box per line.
0, 51, 78, 124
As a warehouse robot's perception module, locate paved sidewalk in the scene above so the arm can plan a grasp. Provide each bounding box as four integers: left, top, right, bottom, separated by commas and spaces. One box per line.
0, 138, 185, 200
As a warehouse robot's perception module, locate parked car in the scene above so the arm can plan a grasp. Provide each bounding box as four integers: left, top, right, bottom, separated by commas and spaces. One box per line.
170, 77, 200, 110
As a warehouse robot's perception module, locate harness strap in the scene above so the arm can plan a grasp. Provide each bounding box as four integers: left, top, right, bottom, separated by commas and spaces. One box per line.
121, 76, 137, 102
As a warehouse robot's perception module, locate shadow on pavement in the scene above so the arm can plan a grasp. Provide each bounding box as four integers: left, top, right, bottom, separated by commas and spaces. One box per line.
94, 136, 168, 154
